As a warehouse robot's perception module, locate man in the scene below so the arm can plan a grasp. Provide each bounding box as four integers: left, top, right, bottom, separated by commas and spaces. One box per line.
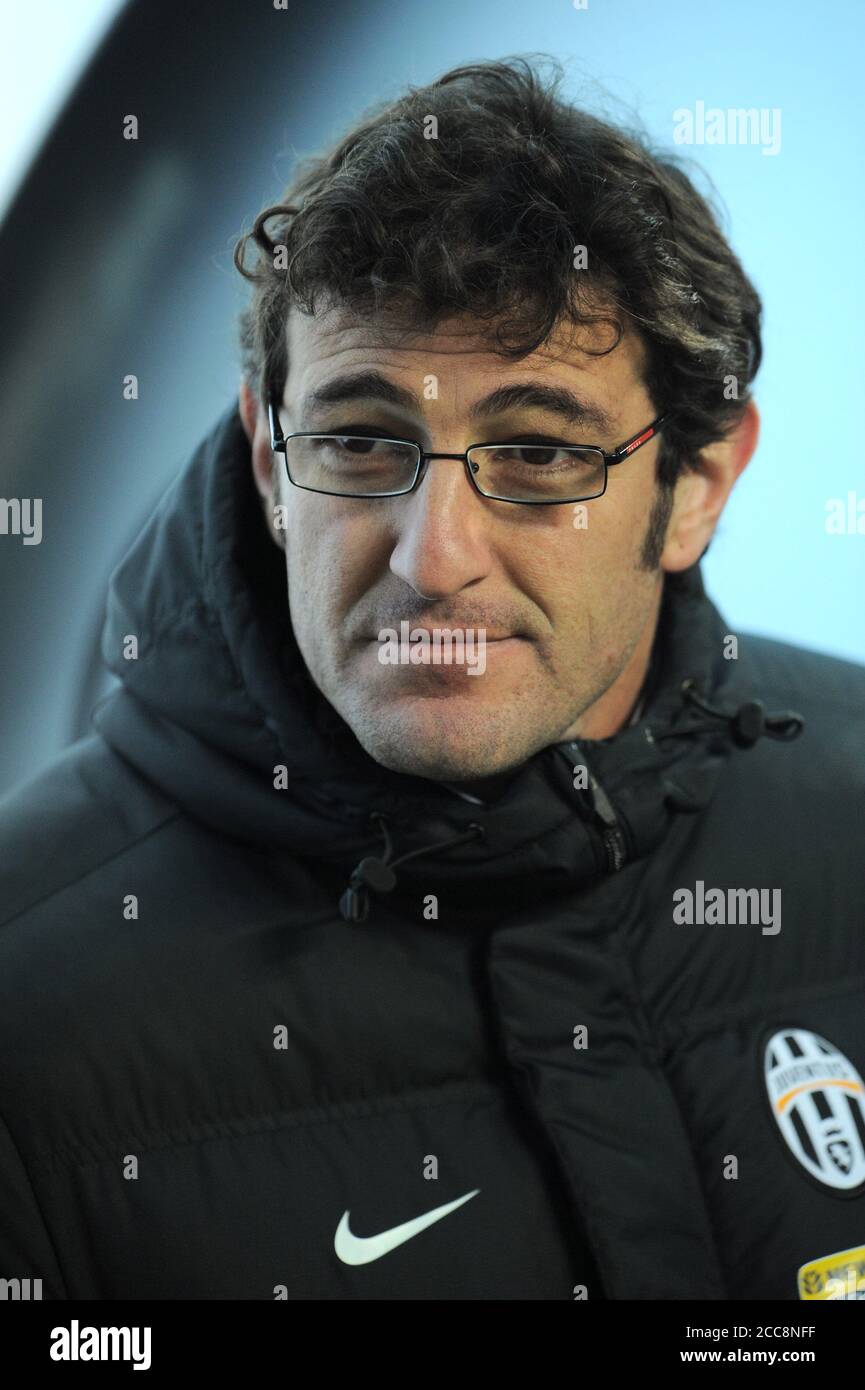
1, 57, 863, 1302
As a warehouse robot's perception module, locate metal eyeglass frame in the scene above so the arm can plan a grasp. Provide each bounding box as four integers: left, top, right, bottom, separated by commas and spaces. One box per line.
268, 392, 671, 505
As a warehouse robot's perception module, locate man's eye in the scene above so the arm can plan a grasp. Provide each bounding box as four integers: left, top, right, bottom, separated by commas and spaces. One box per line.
490, 442, 572, 466
305, 436, 418, 472
333, 436, 382, 454
310, 434, 393, 455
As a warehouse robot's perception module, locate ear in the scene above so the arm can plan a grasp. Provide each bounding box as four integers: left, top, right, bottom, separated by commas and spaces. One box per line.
661, 399, 759, 573
238, 377, 285, 549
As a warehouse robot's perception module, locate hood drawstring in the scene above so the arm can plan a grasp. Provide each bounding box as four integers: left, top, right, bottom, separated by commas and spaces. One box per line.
339, 812, 486, 923
656, 677, 805, 748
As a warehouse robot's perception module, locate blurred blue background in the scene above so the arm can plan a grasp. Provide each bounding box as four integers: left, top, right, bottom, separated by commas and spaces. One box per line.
1, 0, 862, 794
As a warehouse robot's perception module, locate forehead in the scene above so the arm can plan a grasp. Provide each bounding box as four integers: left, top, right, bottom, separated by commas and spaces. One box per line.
284, 302, 648, 401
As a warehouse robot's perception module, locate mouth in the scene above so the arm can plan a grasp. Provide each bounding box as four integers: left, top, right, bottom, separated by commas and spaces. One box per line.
365, 629, 524, 642
360, 630, 529, 682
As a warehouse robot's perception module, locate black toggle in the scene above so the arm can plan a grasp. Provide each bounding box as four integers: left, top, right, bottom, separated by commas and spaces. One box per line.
350, 857, 398, 894
731, 699, 766, 747
679, 678, 805, 749
338, 815, 486, 923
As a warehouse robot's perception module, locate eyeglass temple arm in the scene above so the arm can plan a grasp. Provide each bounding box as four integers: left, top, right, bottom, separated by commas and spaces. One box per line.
606, 414, 671, 467
267, 395, 285, 449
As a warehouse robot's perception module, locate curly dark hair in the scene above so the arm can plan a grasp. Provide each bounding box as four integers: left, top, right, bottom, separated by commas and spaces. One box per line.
233, 54, 762, 495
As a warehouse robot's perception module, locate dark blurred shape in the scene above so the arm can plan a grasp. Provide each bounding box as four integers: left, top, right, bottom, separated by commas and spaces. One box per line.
0, 0, 354, 793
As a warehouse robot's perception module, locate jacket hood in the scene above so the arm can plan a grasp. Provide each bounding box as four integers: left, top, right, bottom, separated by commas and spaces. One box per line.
93, 403, 803, 921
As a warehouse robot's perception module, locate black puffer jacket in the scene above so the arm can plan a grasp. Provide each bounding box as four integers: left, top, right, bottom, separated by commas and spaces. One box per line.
1, 403, 864, 1301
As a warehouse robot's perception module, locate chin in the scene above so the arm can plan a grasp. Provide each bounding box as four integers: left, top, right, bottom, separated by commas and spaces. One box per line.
348, 699, 531, 782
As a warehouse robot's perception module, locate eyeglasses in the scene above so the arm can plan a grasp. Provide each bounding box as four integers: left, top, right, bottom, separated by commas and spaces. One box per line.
268, 393, 671, 505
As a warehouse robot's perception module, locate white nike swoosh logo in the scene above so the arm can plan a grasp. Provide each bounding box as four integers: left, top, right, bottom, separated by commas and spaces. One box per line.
334, 1189, 480, 1266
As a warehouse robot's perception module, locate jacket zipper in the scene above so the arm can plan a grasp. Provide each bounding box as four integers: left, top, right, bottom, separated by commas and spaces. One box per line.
588, 772, 628, 872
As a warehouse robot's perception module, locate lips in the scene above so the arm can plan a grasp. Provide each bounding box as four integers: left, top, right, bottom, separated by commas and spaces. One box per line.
370, 630, 519, 641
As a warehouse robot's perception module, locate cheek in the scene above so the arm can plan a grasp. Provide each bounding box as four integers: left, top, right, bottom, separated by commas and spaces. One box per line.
565, 473, 660, 590
538, 508, 653, 656
540, 496, 633, 595
285, 504, 383, 618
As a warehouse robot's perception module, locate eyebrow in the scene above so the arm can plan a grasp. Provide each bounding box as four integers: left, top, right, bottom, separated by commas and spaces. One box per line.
299, 370, 615, 435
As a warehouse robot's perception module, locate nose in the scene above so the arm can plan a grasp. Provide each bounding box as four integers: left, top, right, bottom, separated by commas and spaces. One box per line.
387, 450, 495, 599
